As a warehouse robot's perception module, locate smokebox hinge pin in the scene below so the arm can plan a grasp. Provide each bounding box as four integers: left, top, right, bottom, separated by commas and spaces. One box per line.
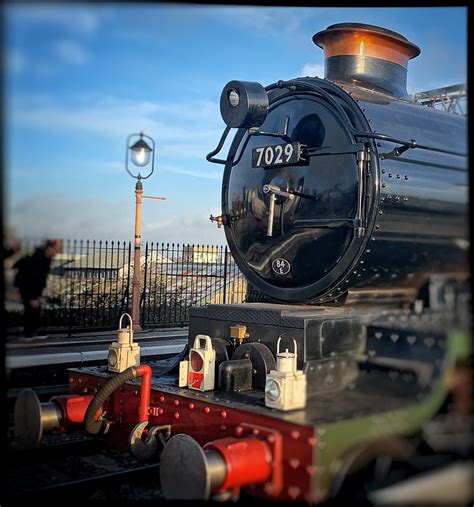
355, 149, 370, 238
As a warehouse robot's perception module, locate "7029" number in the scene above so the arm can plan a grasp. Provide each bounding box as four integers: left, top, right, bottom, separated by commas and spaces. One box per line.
252, 142, 301, 168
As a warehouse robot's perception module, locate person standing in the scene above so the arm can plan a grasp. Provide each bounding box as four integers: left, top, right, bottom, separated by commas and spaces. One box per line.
13, 239, 61, 338
2, 239, 22, 260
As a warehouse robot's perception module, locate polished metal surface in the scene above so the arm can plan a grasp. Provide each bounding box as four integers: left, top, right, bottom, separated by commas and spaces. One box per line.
340, 87, 468, 299
325, 55, 410, 98
41, 401, 62, 432
160, 434, 226, 500
221, 76, 468, 304
313, 23, 421, 56
14, 389, 47, 449
129, 421, 161, 460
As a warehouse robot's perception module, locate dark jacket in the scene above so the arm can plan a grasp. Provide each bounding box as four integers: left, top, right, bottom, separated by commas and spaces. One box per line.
13, 248, 52, 302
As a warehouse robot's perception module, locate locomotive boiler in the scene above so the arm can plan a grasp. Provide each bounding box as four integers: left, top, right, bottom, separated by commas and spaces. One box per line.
13, 23, 470, 504
209, 22, 468, 306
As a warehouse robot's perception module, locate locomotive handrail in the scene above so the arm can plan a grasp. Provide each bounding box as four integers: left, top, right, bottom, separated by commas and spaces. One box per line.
353, 132, 467, 158
303, 143, 365, 157
206, 125, 231, 164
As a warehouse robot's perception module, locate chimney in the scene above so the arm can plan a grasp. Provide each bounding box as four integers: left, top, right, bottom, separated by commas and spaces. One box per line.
313, 23, 420, 99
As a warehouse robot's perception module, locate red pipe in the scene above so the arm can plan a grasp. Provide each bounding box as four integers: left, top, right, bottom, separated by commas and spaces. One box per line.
136, 364, 152, 423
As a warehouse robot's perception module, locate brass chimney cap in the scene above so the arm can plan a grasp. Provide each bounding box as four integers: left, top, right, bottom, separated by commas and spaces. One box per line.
313, 22, 421, 67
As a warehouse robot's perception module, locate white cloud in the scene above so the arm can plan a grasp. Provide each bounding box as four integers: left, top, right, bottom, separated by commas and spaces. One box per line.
54, 40, 89, 65
10, 6, 102, 35
213, 7, 303, 36
8, 192, 226, 245
301, 62, 325, 78
56, 159, 222, 181
160, 164, 222, 181
9, 95, 224, 160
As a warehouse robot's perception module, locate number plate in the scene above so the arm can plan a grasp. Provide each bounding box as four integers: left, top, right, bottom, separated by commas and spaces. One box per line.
252, 142, 302, 168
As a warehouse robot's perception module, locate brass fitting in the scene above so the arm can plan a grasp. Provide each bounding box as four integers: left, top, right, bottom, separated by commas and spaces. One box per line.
230, 324, 249, 343
209, 215, 224, 228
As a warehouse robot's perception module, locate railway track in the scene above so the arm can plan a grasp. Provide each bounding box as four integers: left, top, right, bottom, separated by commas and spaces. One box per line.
7, 432, 163, 500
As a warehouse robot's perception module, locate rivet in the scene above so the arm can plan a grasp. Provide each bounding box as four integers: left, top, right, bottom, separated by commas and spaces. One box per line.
158, 408, 164, 415
174, 412, 180, 419
174, 399, 179, 406
134, 389, 139, 396
308, 437, 317, 447
78, 378, 82, 384
381, 168, 385, 173
69, 377, 74, 383
253, 428, 260, 435
291, 430, 300, 440
288, 486, 301, 499
267, 434, 275, 443
405, 175, 409, 179
220, 410, 227, 418
404, 197, 408, 202
265, 484, 274, 494
159, 396, 165, 403
119, 399, 124, 405
388, 173, 392, 178
382, 182, 386, 188
289, 459, 300, 469
235, 426, 243, 436
220, 425, 227, 431
396, 174, 400, 179
395, 196, 400, 201
204, 407, 210, 414
378, 210, 383, 215
387, 195, 392, 200
189, 403, 195, 410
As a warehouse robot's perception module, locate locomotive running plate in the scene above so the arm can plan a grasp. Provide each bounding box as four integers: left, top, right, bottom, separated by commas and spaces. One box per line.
252, 142, 302, 168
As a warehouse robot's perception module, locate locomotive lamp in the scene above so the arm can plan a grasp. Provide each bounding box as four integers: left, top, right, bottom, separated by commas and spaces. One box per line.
182, 335, 216, 391
108, 313, 140, 373
265, 338, 307, 411
220, 80, 269, 128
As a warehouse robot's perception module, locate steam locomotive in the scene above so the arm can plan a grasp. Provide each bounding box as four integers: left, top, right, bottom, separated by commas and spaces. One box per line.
14, 23, 469, 503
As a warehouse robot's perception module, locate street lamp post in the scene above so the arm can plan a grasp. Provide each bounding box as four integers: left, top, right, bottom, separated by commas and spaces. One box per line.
125, 132, 155, 332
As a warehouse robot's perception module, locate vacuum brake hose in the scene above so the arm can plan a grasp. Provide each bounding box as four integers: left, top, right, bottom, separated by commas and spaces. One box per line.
84, 365, 151, 434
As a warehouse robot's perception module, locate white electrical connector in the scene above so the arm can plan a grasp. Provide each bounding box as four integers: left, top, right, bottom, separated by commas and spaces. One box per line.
265, 337, 307, 411
108, 313, 140, 373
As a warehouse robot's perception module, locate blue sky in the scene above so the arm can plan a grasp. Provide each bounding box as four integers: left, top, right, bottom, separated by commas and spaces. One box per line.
4, 5, 467, 245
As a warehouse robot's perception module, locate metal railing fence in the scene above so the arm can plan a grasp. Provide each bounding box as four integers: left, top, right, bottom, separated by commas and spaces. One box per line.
4, 239, 247, 335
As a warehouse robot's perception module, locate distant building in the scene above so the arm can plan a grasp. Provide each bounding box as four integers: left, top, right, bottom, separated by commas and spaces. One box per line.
63, 251, 171, 280
182, 245, 223, 264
